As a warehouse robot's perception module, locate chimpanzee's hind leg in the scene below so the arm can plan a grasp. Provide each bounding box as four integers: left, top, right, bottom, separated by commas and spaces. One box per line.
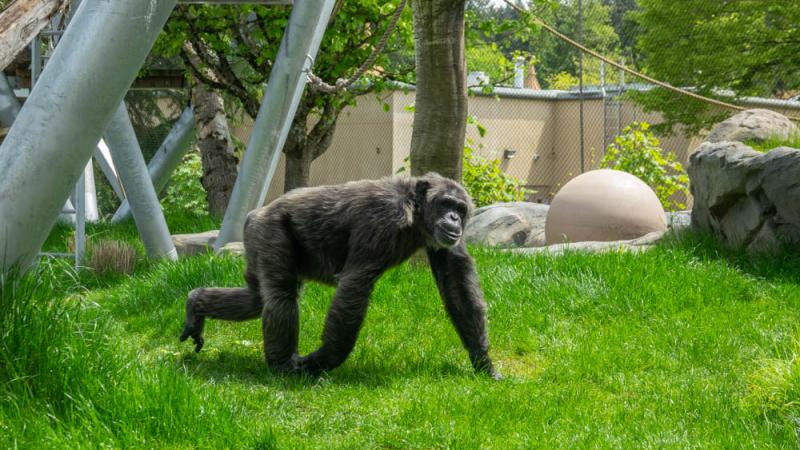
180, 273, 263, 352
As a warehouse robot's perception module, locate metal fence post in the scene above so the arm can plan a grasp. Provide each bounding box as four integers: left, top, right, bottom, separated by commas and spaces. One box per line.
112, 107, 196, 223
577, 0, 585, 174
215, 0, 337, 250
0, 0, 177, 273
105, 103, 178, 260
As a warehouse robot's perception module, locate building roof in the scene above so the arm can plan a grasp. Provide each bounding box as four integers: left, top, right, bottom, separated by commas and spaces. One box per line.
391, 81, 800, 110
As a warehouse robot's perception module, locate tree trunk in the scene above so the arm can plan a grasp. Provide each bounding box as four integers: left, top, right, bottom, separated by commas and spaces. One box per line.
409, 0, 467, 181
190, 82, 239, 217
284, 145, 313, 192
0, 0, 65, 71
282, 95, 341, 193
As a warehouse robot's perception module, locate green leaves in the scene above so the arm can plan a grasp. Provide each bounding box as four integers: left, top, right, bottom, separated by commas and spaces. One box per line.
462, 116, 532, 207
599, 122, 690, 211
463, 147, 531, 207
155, 1, 415, 118
162, 152, 209, 218
633, 0, 800, 131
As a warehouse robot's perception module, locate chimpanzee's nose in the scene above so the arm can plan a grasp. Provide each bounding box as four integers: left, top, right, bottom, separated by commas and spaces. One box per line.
446, 212, 460, 222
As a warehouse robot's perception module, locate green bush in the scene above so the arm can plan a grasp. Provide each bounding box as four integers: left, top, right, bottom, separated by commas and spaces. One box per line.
600, 121, 690, 211
162, 152, 208, 217
462, 147, 531, 208
462, 116, 532, 207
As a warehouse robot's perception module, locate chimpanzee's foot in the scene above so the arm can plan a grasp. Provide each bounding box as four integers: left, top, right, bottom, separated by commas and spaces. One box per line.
268, 353, 325, 377
179, 289, 206, 352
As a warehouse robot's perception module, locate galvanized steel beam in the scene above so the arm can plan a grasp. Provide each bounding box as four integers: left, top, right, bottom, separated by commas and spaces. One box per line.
112, 107, 196, 223
105, 103, 178, 260
215, 0, 335, 250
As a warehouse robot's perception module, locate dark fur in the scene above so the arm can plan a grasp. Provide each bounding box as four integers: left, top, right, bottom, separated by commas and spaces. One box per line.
180, 173, 498, 378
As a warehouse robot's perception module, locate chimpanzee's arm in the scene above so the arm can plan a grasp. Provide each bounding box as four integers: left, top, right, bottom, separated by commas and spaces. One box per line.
426, 243, 499, 379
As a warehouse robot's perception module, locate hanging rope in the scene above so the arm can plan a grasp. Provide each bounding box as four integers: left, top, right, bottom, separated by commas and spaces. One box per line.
307, 0, 408, 94
502, 0, 800, 122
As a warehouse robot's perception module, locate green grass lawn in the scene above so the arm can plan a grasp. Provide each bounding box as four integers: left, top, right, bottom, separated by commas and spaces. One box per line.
3, 220, 800, 448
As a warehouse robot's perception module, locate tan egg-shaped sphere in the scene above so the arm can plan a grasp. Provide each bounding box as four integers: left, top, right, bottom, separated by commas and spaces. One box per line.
545, 169, 667, 245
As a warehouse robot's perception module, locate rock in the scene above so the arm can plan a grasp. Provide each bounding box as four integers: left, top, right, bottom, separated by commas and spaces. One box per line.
707, 109, 798, 144
171, 230, 219, 256
218, 241, 244, 256
513, 230, 665, 256
666, 210, 691, 229
465, 202, 549, 248
688, 141, 762, 232
688, 141, 800, 251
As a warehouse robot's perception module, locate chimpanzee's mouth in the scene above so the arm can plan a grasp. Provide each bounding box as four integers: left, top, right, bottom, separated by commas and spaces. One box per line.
438, 229, 461, 245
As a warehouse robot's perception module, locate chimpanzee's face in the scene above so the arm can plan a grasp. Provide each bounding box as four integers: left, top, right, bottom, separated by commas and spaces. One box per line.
416, 174, 472, 248
430, 192, 469, 247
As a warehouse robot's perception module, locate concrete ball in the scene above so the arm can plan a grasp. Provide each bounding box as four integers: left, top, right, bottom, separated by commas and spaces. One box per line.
545, 169, 667, 245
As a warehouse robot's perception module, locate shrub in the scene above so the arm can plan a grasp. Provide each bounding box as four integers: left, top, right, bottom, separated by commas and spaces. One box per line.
462, 147, 531, 208
462, 116, 532, 207
600, 121, 690, 211
161, 152, 208, 217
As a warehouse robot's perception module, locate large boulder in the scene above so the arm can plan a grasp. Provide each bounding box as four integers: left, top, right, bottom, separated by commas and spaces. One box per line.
688, 141, 800, 251
707, 109, 798, 144
171, 230, 219, 256
465, 202, 549, 248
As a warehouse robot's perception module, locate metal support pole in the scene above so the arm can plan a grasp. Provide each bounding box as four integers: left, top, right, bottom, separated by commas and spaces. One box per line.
0, 73, 21, 127
74, 171, 86, 265
105, 103, 177, 260
601, 60, 607, 151
619, 57, 625, 135
59, 199, 76, 224
112, 107, 196, 223
30, 37, 41, 88
0, 0, 177, 272
83, 161, 99, 222
215, 0, 336, 250
94, 139, 125, 201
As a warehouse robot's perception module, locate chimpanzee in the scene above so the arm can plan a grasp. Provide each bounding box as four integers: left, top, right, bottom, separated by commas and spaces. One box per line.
180, 173, 498, 378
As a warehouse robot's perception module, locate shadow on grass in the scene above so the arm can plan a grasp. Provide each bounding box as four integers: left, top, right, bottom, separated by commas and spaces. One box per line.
178, 350, 473, 389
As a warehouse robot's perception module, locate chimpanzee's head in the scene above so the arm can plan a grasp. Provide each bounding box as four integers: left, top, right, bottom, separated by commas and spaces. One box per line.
414, 172, 473, 248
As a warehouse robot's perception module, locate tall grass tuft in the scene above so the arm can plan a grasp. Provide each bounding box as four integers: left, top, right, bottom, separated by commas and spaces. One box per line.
88, 239, 138, 276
